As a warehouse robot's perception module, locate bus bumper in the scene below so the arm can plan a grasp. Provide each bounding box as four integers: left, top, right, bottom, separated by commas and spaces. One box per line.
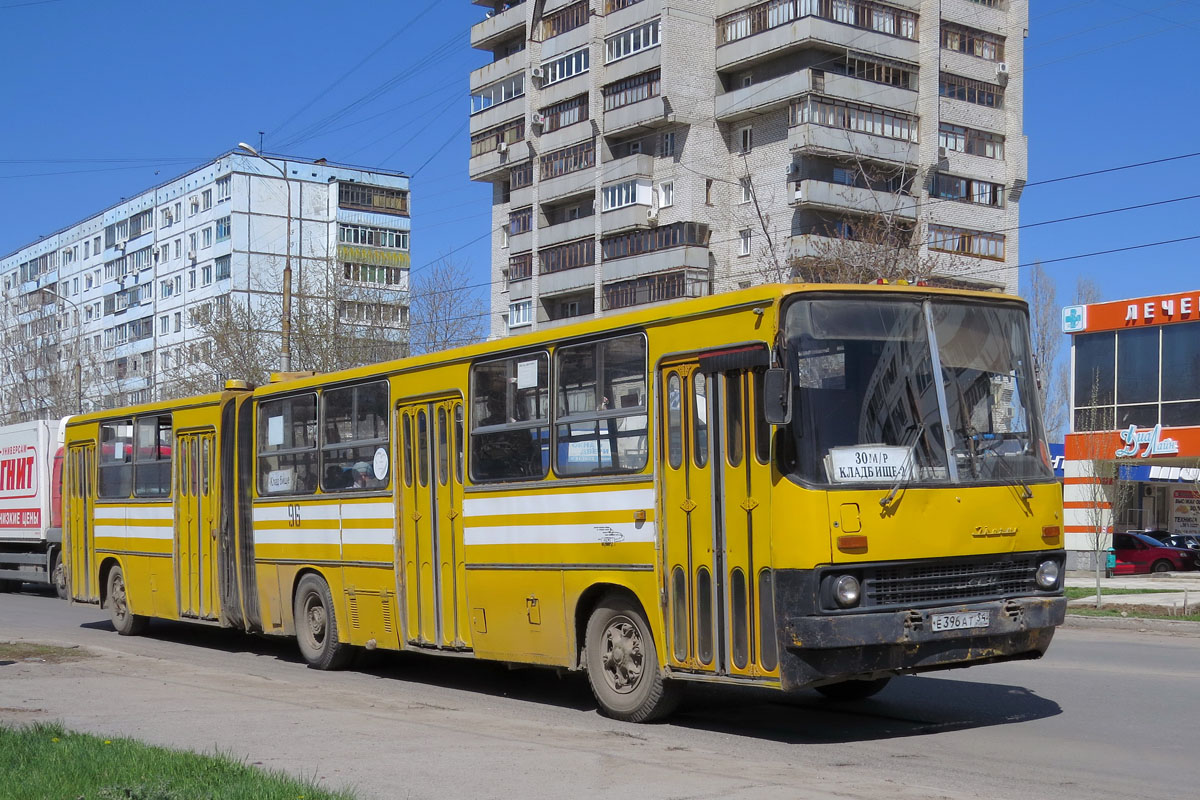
777, 595, 1067, 692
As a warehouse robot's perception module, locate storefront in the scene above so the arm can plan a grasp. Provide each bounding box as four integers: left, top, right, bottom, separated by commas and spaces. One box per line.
1061, 290, 1200, 569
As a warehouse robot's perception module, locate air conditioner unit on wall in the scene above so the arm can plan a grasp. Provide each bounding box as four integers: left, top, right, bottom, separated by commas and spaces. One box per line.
497, 141, 509, 155
995, 62, 1009, 85
531, 112, 546, 127
646, 207, 658, 225
187, 250, 196, 261
530, 65, 545, 79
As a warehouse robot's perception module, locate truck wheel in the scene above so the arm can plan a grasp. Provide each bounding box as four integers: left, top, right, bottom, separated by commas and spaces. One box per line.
294, 573, 351, 670
107, 566, 149, 636
584, 596, 679, 722
815, 677, 891, 701
51, 551, 67, 600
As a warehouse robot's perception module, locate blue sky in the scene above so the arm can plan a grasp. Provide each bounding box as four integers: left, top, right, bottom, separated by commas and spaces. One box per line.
1, 0, 1197, 323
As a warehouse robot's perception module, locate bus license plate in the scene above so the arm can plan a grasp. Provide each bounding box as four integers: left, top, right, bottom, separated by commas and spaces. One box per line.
930, 610, 990, 632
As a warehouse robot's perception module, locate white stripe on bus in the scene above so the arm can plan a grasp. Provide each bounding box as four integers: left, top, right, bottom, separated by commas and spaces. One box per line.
463, 489, 654, 518
254, 528, 342, 545
94, 524, 173, 540
253, 505, 340, 523
94, 505, 174, 521
341, 529, 394, 546
339, 502, 394, 521
464, 521, 655, 546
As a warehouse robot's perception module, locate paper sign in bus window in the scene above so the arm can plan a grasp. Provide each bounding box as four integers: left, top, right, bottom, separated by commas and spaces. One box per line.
516, 359, 538, 389
267, 416, 284, 447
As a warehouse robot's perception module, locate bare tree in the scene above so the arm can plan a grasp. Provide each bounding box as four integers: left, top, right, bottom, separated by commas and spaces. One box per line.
408, 257, 488, 356
1075, 277, 1101, 305
1026, 263, 1066, 440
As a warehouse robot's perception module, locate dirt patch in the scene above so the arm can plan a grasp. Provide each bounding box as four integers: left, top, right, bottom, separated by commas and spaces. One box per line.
0, 641, 94, 665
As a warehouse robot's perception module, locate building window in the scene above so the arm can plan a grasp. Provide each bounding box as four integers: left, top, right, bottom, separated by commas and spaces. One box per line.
189, 270, 196, 290
718, 0, 918, 45
471, 73, 525, 114
542, 47, 589, 86
606, 19, 660, 64
470, 118, 525, 157
661, 130, 676, 157
509, 252, 533, 281
510, 161, 534, 190
938, 123, 1004, 159
202, 265, 212, 286
338, 183, 409, 216
202, 228, 213, 248
939, 73, 1004, 108
739, 177, 752, 204
659, 181, 673, 207
942, 22, 1004, 61
844, 54, 916, 90
216, 175, 231, 202
928, 224, 1005, 260
509, 206, 533, 235
508, 300, 534, 328
337, 224, 410, 250
739, 229, 752, 256
932, 174, 1004, 207
789, 95, 919, 142
541, 0, 588, 39
342, 263, 407, 286
602, 270, 705, 311
736, 125, 753, 153
174, 312, 182, 332
539, 140, 595, 180
602, 179, 649, 211
188, 233, 197, 256
539, 93, 589, 132
602, 70, 661, 111
602, 222, 709, 260
539, 238, 594, 275
202, 189, 213, 210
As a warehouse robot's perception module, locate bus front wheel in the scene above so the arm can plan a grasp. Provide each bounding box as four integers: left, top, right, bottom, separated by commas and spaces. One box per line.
294, 573, 351, 670
584, 596, 679, 723
107, 566, 148, 636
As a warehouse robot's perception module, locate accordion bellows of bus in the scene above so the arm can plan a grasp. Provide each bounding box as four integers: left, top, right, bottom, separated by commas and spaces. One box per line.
62, 283, 1066, 722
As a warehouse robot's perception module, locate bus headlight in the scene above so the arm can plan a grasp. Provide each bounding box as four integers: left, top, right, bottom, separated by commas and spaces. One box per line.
833, 575, 861, 608
1035, 560, 1059, 589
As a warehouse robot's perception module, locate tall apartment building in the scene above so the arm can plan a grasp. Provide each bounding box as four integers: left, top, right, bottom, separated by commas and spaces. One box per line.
469, 0, 1026, 336
0, 151, 411, 422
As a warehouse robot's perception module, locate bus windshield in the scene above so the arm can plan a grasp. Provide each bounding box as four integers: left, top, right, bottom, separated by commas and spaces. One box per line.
779, 295, 1053, 488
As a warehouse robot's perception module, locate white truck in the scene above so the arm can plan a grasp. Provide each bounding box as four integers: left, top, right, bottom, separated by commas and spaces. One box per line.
0, 418, 68, 597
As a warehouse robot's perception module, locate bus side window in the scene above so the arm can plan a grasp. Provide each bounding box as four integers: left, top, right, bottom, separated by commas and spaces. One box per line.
257, 394, 318, 496
469, 352, 550, 482
98, 419, 134, 498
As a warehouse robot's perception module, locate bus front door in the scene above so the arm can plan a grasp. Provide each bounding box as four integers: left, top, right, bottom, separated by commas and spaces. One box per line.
176, 430, 218, 620
397, 398, 469, 650
659, 359, 777, 679
65, 444, 97, 602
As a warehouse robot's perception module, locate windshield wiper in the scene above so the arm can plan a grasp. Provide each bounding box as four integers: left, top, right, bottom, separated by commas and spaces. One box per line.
880, 421, 923, 508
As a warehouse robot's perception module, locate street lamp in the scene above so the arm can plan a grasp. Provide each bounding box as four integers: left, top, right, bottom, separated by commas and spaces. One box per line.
237, 142, 294, 372
38, 286, 83, 413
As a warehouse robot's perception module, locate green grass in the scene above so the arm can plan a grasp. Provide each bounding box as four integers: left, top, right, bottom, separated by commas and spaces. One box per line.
0, 641, 94, 664
1064, 587, 1183, 600
1067, 606, 1200, 623
0, 722, 357, 800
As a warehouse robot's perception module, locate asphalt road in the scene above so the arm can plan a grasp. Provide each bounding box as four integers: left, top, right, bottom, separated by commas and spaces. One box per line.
2, 589, 1198, 800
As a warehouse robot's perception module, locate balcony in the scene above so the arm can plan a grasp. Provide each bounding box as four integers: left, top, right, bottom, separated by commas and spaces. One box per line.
606, 152, 654, 183
788, 122, 916, 164
604, 94, 674, 135
538, 164, 595, 202
789, 179, 917, 220
470, 51, 526, 93
539, 215, 596, 248
602, 203, 656, 234
471, 3, 526, 52
715, 15, 917, 73
601, 245, 710, 281
539, 262, 596, 297
469, 98, 526, 138
469, 143, 524, 182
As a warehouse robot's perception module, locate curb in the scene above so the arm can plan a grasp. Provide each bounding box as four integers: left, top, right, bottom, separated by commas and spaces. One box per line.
1063, 613, 1200, 637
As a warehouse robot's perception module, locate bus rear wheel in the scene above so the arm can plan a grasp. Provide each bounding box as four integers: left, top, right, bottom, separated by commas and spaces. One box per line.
294, 573, 351, 670
814, 677, 891, 701
107, 566, 148, 636
584, 596, 679, 723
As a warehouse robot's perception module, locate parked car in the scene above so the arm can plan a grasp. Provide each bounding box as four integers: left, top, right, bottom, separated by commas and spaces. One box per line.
1133, 529, 1176, 544
1111, 532, 1199, 573
1162, 534, 1200, 551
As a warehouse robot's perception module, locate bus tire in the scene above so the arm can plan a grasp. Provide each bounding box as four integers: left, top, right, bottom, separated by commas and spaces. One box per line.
107, 566, 149, 636
51, 550, 67, 600
584, 596, 679, 723
814, 677, 891, 701
294, 573, 351, 670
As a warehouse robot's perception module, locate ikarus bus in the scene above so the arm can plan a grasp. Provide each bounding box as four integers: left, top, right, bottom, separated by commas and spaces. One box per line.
63, 284, 1066, 722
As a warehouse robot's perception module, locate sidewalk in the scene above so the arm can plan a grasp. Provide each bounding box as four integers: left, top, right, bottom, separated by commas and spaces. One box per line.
1064, 570, 1200, 614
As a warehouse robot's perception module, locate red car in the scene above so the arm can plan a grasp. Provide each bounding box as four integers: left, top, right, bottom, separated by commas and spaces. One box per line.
1112, 532, 1199, 574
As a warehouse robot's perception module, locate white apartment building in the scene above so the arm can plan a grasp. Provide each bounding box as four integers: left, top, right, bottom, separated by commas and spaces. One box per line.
0, 151, 411, 421
469, 0, 1026, 336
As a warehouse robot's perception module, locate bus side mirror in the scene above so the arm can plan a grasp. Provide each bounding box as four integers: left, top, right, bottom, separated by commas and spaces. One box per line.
762, 368, 792, 425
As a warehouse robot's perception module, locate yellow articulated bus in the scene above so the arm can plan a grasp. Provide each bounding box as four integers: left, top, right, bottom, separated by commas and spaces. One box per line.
63, 283, 1066, 722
